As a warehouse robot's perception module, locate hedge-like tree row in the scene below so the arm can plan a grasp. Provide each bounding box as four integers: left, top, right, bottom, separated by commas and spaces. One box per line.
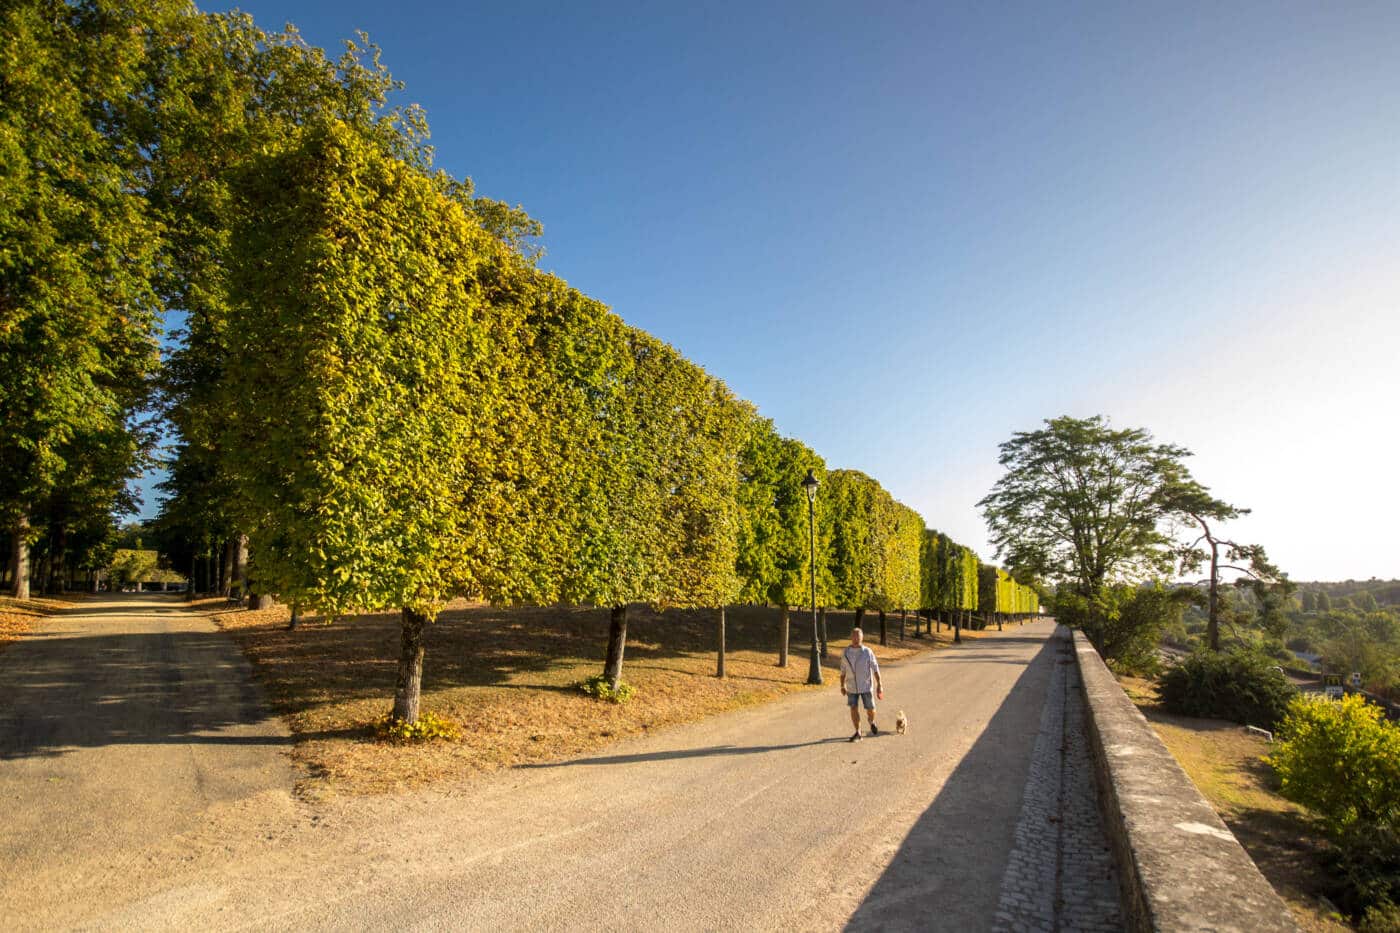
2, 3, 1041, 723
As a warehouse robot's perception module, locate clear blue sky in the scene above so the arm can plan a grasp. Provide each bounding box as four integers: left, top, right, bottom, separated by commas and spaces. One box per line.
183, 1, 1400, 580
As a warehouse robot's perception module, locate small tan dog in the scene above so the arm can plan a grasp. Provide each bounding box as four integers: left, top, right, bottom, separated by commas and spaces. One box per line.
895, 710, 908, 735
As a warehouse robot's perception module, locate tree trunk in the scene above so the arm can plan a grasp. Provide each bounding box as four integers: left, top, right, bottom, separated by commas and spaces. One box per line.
90, 570, 99, 593
1207, 540, 1220, 651
603, 605, 628, 690
219, 538, 232, 597
778, 605, 789, 667
899, 608, 906, 640
47, 522, 66, 594
819, 606, 828, 658
854, 606, 865, 630
250, 592, 274, 610
392, 607, 429, 723
878, 609, 887, 645
12, 513, 33, 598
233, 534, 249, 600
287, 603, 301, 631
954, 610, 963, 643
997, 612, 1003, 631
716, 606, 726, 678
187, 553, 196, 601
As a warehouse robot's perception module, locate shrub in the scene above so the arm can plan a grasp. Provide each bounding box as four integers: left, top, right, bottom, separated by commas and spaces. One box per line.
577, 674, 637, 704
1056, 583, 1189, 676
374, 710, 462, 742
1270, 694, 1400, 923
1157, 649, 1295, 728
1269, 694, 1400, 834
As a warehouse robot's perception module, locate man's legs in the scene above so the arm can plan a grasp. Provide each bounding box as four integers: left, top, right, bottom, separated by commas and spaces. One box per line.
849, 700, 861, 731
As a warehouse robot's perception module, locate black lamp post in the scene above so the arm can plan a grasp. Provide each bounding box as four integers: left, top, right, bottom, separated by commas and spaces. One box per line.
801, 469, 822, 685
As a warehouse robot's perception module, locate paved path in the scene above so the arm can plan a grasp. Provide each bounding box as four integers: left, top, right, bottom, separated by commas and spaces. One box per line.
1, 600, 1119, 931
0, 594, 297, 918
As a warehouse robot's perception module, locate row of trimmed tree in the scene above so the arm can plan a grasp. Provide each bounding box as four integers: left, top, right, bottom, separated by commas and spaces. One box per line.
0, 1, 1038, 723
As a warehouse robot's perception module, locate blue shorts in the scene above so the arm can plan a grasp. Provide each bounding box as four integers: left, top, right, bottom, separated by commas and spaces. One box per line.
847, 691, 875, 710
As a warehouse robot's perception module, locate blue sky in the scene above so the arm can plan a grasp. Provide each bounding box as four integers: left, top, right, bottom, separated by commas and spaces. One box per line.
182, 1, 1400, 580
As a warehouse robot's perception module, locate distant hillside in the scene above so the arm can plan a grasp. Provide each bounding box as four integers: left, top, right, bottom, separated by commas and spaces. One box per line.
1294, 580, 1400, 607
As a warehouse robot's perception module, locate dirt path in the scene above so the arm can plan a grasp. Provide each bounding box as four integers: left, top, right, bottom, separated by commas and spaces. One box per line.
2, 601, 1071, 931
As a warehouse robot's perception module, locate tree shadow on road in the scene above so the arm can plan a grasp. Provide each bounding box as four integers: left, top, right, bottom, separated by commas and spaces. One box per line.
0, 628, 288, 761
519, 737, 848, 768
843, 635, 1067, 933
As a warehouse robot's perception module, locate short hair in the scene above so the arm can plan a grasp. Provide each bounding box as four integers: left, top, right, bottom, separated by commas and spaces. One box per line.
851, 627, 863, 637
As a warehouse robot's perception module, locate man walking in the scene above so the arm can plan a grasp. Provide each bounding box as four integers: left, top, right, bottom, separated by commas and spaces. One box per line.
839, 627, 883, 741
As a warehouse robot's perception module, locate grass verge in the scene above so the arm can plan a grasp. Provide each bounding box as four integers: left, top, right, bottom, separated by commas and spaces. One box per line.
212, 602, 993, 795
1118, 675, 1352, 932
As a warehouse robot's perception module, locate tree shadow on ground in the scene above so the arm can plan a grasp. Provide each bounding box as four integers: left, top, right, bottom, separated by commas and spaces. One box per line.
843, 635, 1069, 932
518, 736, 848, 768
219, 603, 978, 719
0, 627, 289, 761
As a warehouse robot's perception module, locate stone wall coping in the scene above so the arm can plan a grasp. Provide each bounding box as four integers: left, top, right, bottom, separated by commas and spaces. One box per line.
1071, 630, 1301, 933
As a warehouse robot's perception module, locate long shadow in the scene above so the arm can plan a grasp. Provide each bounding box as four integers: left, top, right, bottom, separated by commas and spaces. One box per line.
0, 627, 287, 761
843, 635, 1073, 932
519, 737, 846, 768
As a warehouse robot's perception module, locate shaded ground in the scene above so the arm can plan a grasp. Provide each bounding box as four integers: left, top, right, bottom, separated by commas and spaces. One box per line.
214, 600, 998, 794
1118, 675, 1352, 932
3, 596, 1067, 931
0, 594, 297, 921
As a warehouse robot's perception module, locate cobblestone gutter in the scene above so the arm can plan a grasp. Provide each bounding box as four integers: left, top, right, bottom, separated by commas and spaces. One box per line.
1072, 630, 1300, 933
994, 626, 1120, 932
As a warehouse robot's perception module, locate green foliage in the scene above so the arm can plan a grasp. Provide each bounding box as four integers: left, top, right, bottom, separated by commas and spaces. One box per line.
1270, 694, 1400, 833
1270, 694, 1400, 921
735, 422, 829, 608
1058, 583, 1188, 675
374, 710, 462, 742
980, 416, 1196, 594
1158, 648, 1296, 727
221, 119, 501, 616
0, 0, 162, 590
107, 549, 159, 588
577, 674, 636, 704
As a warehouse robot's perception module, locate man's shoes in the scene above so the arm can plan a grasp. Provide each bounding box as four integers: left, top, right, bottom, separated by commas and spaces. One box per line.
870, 723, 879, 736
849, 731, 862, 742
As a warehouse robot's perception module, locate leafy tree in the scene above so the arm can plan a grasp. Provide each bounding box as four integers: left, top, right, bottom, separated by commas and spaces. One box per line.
979, 416, 1204, 596
735, 420, 828, 665
823, 470, 882, 617
1, 0, 162, 597
1316, 590, 1332, 612
1301, 590, 1317, 613
219, 119, 523, 722
1170, 478, 1290, 651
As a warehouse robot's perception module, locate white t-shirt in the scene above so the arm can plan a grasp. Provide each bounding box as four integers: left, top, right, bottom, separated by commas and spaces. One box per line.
840, 644, 880, 694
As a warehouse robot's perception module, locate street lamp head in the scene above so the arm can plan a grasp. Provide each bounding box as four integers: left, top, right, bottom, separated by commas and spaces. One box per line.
801, 469, 819, 503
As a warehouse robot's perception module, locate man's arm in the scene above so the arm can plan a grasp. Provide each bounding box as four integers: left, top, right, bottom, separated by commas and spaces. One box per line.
870, 649, 883, 699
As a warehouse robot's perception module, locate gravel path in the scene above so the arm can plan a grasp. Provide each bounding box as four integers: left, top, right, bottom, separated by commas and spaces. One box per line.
0, 600, 1113, 931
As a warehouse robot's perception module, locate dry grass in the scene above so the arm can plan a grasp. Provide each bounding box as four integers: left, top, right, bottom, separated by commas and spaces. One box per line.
0, 593, 84, 652
1118, 675, 1352, 932
213, 602, 991, 795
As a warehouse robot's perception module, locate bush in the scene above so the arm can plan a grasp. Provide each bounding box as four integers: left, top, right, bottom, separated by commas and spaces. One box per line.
1270, 694, 1400, 923
374, 710, 462, 742
1269, 694, 1400, 833
577, 674, 636, 704
1157, 649, 1295, 728
1056, 583, 1189, 676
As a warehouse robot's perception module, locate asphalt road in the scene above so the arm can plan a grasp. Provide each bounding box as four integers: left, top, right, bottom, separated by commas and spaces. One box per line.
1, 596, 1061, 932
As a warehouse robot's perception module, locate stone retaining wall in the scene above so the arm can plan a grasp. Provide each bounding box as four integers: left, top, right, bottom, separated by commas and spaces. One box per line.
1071, 630, 1300, 932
